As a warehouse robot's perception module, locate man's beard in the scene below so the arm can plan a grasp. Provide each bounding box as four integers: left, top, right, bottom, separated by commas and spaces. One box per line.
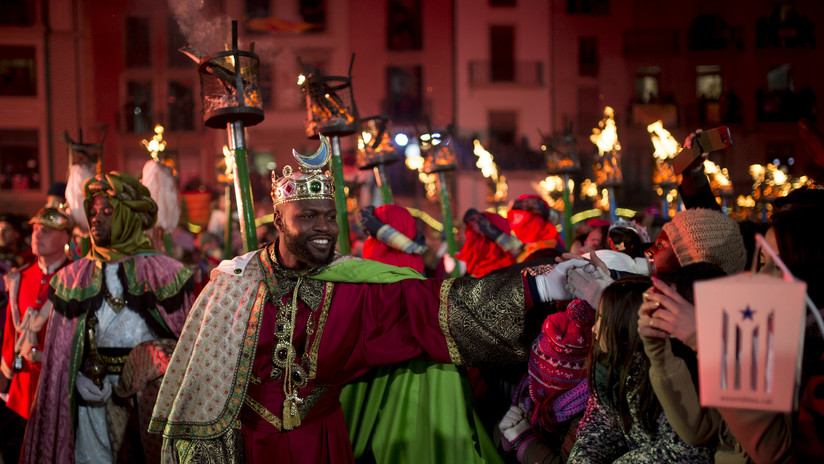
281, 228, 336, 267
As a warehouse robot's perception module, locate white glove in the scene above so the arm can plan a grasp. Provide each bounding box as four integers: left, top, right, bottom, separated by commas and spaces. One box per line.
502, 417, 530, 442
498, 404, 525, 431
565, 266, 614, 309
76, 372, 112, 403
533, 259, 589, 302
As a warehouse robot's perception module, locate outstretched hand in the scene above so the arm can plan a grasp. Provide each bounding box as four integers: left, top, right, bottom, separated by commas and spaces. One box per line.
555, 251, 609, 275
637, 278, 698, 351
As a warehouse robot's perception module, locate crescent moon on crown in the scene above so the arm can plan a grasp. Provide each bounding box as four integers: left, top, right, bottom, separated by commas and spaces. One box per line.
292, 135, 331, 171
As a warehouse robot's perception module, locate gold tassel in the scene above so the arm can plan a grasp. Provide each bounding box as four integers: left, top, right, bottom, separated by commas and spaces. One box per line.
282, 399, 293, 430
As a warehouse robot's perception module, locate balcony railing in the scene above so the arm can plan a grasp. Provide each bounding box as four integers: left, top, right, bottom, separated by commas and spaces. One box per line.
468, 60, 544, 86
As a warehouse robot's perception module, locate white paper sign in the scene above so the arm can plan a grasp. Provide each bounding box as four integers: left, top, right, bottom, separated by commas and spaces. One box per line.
694, 273, 806, 412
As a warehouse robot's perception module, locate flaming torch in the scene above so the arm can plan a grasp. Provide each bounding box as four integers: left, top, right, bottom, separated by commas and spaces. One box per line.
704, 159, 734, 213
647, 120, 681, 218
589, 107, 622, 222
357, 116, 400, 205
418, 131, 460, 277
299, 56, 359, 255
749, 163, 815, 221
141, 124, 180, 255
184, 20, 263, 253
472, 139, 508, 209
404, 139, 439, 203
543, 129, 579, 245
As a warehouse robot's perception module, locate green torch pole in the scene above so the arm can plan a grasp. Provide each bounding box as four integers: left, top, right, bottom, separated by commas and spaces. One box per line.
223, 184, 234, 259
228, 121, 258, 253
437, 171, 459, 277
373, 164, 393, 204
329, 135, 351, 255
562, 173, 573, 247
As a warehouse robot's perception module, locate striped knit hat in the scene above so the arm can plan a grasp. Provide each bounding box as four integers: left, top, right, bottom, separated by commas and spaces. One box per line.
662, 208, 746, 275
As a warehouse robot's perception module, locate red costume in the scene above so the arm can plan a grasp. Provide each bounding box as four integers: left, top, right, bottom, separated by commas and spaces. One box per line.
456, 211, 516, 276
1, 260, 66, 419
361, 204, 424, 273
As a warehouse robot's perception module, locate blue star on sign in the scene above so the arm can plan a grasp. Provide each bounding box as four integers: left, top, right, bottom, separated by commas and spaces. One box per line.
740, 306, 756, 321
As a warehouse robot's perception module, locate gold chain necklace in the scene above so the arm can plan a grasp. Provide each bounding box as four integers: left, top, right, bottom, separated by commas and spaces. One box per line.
281, 276, 303, 430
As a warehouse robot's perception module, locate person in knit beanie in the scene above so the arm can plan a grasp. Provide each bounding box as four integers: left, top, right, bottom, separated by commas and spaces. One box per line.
651, 208, 746, 276
498, 299, 596, 463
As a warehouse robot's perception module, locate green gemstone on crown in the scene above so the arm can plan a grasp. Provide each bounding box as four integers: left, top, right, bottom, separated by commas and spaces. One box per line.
310, 181, 322, 193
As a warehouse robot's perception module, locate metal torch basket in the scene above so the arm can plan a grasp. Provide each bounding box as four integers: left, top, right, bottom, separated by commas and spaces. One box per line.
543, 133, 580, 176
300, 73, 359, 138
198, 49, 264, 129
421, 136, 457, 174
357, 115, 401, 169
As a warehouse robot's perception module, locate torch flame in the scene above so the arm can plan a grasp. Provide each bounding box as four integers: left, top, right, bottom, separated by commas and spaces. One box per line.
472, 139, 508, 204
703, 159, 733, 195
590, 107, 621, 155
647, 120, 681, 162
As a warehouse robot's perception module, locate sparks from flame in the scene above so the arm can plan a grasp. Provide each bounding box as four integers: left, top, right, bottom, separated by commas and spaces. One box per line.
141, 124, 167, 163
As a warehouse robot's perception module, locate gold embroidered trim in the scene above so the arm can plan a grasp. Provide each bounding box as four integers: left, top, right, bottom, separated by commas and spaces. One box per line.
438, 279, 463, 365
244, 395, 281, 430
307, 282, 334, 378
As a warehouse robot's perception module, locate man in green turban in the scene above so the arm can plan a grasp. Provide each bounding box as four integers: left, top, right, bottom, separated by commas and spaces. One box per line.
22, 172, 195, 464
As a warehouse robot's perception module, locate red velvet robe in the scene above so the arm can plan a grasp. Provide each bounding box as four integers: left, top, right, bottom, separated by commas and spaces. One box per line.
243, 278, 473, 462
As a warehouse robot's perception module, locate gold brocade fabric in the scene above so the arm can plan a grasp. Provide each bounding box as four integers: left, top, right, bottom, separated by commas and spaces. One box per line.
170, 424, 244, 464
444, 273, 528, 366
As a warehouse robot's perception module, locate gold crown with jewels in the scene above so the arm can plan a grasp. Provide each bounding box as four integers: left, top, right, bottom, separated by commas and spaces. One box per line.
271, 135, 335, 205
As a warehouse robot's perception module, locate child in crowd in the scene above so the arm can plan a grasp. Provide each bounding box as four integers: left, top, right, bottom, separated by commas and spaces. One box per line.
568, 277, 713, 463
498, 299, 596, 464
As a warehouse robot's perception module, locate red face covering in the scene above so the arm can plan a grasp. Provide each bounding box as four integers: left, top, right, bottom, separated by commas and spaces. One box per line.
507, 209, 559, 245
362, 204, 425, 274
456, 211, 515, 277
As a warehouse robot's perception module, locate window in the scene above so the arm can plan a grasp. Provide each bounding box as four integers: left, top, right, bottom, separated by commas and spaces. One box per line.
490, 0, 516, 6
579, 37, 598, 77
0, 46, 36, 96
125, 17, 151, 68
488, 110, 518, 147
635, 66, 660, 103
567, 0, 609, 15
245, 0, 270, 22
0, 0, 35, 26
387, 0, 422, 51
696, 65, 722, 100
0, 129, 39, 190
385, 66, 422, 123
167, 81, 195, 131
124, 81, 153, 133
300, 0, 326, 32
490, 26, 515, 82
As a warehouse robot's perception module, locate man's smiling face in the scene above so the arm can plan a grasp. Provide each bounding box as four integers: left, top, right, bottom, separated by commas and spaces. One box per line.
275, 199, 338, 269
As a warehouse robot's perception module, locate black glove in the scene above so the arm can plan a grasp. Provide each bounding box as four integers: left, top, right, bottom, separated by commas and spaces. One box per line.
359, 206, 384, 238
463, 208, 503, 242
413, 230, 427, 248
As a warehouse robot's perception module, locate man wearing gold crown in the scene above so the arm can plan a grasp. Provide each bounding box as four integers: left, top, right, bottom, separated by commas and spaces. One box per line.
150, 136, 569, 463
21, 172, 195, 464
0, 207, 73, 463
